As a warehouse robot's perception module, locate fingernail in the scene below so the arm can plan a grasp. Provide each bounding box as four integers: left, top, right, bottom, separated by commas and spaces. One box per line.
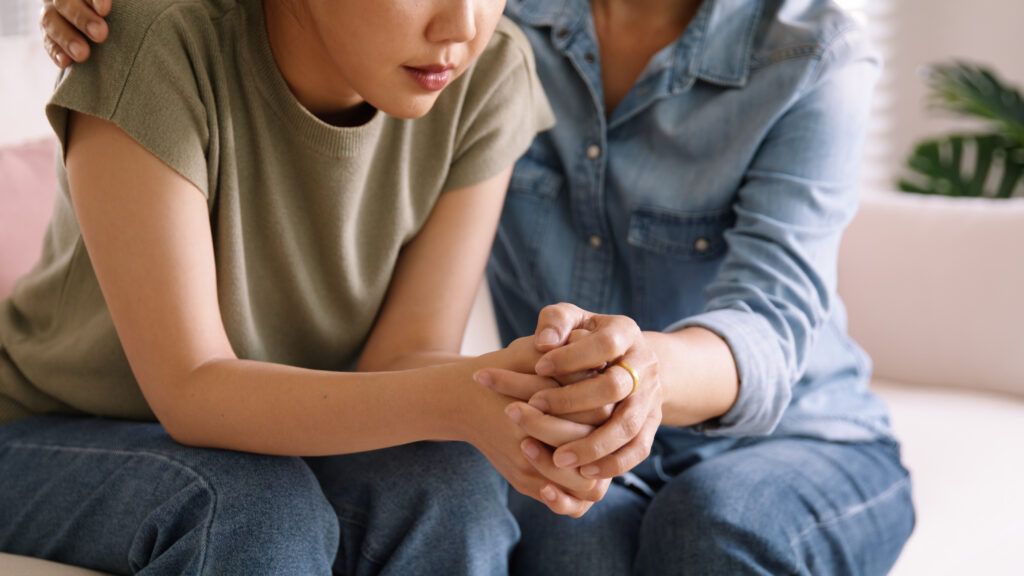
528, 396, 550, 412
473, 370, 491, 387
581, 465, 600, 477
68, 41, 84, 60
541, 485, 557, 502
504, 405, 522, 424
535, 358, 553, 376
87, 22, 102, 41
520, 440, 539, 460
553, 451, 577, 468
537, 328, 559, 347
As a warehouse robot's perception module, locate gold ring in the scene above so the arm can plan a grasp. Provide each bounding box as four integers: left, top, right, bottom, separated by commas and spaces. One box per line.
614, 360, 640, 397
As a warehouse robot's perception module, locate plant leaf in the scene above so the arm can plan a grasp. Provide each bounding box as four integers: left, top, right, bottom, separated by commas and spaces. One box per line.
923, 62, 1024, 148
897, 133, 1024, 198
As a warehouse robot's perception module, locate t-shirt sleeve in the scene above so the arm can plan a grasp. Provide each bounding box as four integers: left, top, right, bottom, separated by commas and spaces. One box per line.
442, 17, 555, 192
45, 5, 212, 198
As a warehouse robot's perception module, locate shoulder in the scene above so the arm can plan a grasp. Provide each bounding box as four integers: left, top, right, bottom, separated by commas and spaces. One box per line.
469, 16, 541, 87
95, 0, 235, 59
750, 0, 872, 70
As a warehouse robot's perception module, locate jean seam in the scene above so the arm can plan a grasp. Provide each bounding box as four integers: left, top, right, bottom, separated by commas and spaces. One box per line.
6, 441, 219, 575
331, 505, 386, 567
786, 475, 911, 552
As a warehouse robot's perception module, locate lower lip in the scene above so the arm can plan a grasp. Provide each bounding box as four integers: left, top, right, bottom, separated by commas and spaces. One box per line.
404, 67, 452, 91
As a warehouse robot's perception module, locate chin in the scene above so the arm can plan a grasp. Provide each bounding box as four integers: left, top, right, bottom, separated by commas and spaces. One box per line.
376, 94, 442, 120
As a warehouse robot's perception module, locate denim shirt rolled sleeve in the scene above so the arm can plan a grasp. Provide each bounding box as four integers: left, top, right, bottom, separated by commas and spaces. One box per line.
492, 0, 894, 442
667, 29, 881, 436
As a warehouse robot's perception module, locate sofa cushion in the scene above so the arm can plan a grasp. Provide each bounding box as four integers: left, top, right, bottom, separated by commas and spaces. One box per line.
839, 191, 1024, 397
0, 138, 58, 300
874, 379, 1024, 576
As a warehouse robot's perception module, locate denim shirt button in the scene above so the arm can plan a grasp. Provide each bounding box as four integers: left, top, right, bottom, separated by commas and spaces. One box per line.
588, 234, 603, 249
694, 237, 711, 252
586, 144, 601, 159
583, 52, 596, 64
556, 27, 570, 39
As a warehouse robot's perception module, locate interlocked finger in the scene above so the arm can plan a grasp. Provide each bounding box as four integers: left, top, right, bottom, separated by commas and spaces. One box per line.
528, 359, 638, 415
579, 408, 661, 479
506, 402, 594, 446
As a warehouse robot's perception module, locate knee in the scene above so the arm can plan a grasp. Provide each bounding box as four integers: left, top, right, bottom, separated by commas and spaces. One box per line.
131, 451, 338, 573
400, 442, 511, 523
636, 470, 795, 575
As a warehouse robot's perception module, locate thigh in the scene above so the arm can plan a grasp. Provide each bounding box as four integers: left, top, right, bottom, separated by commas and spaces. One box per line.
636, 438, 915, 576
0, 415, 337, 576
306, 441, 517, 576
509, 480, 649, 576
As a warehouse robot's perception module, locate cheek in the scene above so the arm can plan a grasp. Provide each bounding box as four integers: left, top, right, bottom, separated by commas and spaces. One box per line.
470, 2, 505, 56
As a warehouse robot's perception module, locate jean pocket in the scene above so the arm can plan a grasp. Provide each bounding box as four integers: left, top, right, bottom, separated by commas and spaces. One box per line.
627, 205, 735, 261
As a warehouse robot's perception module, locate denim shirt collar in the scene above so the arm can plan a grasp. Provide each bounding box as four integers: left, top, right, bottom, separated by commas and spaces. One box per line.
505, 0, 761, 88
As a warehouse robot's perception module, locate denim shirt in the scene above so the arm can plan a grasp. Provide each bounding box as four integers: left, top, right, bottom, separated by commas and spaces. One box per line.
489, 0, 893, 441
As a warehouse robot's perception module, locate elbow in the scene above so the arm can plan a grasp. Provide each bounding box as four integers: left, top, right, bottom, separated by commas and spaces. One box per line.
136, 358, 227, 449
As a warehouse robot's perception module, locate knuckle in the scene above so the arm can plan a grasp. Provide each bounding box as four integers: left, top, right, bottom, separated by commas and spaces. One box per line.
40, 4, 57, 31
610, 452, 631, 474
637, 440, 652, 462
550, 392, 575, 413
596, 330, 619, 357
585, 484, 605, 501
607, 370, 631, 399
618, 410, 644, 438
588, 437, 610, 459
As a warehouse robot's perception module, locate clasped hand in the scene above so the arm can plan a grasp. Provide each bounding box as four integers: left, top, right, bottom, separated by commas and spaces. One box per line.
476, 303, 663, 517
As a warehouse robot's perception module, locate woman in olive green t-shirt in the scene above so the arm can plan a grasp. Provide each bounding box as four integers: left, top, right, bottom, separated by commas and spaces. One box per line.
0, 0, 608, 573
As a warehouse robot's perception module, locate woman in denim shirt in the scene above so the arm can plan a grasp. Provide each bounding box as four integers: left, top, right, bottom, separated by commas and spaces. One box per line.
44, 0, 915, 573
480, 0, 915, 573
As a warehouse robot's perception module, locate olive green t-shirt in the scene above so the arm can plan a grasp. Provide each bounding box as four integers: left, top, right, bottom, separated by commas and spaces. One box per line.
0, 0, 554, 424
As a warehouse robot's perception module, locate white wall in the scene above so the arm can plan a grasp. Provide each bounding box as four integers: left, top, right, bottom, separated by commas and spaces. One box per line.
1, 0, 56, 146
0, 36, 56, 146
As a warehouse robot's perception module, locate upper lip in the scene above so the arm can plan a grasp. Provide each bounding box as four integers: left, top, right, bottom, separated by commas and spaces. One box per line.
405, 63, 455, 73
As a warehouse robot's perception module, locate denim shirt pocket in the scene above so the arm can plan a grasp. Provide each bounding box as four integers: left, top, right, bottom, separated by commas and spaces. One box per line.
625, 205, 735, 329
627, 205, 734, 261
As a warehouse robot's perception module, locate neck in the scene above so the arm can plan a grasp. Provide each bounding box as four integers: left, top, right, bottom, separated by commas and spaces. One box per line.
591, 0, 701, 27
263, 0, 371, 126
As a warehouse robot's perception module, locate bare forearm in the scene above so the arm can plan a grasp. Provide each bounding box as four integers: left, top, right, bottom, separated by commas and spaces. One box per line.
357, 349, 466, 372
160, 355, 498, 456
644, 327, 739, 427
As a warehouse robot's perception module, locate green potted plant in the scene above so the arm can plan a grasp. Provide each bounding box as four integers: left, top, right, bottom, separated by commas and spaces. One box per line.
898, 62, 1024, 198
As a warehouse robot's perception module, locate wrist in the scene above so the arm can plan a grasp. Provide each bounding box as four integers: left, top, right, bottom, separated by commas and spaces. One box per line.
645, 328, 739, 427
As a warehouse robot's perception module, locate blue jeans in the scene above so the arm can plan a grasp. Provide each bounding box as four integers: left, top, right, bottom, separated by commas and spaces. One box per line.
510, 428, 915, 576
0, 415, 519, 575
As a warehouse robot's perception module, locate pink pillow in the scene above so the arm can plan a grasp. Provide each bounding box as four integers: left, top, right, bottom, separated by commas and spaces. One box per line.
0, 138, 58, 300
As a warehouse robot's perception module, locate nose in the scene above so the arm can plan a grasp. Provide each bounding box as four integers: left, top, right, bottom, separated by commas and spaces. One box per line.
426, 0, 477, 44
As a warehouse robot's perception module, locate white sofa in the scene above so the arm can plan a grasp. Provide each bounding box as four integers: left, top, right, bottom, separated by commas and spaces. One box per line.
1, 135, 1022, 574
